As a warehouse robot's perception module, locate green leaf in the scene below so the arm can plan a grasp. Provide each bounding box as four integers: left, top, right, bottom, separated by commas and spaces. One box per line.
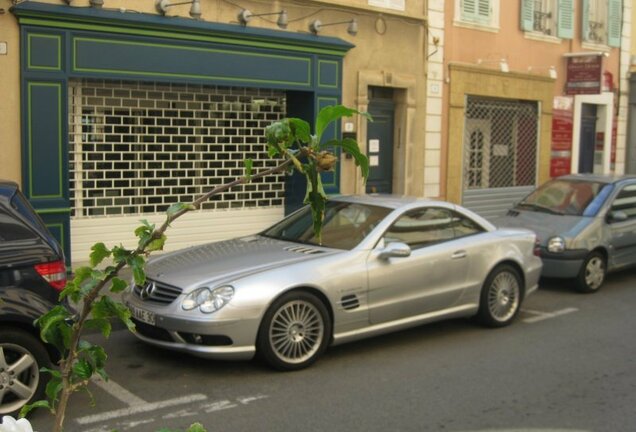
265, 120, 292, 148
126, 255, 146, 286
92, 296, 135, 332
85, 318, 112, 338
45, 375, 63, 403
244, 158, 253, 181
110, 277, 128, 293
19, 399, 50, 418
90, 242, 111, 267
112, 245, 132, 264
315, 105, 369, 142
322, 138, 370, 180
147, 234, 167, 252
303, 170, 327, 243
36, 306, 71, 346
72, 359, 94, 381
134, 220, 154, 237
287, 118, 311, 144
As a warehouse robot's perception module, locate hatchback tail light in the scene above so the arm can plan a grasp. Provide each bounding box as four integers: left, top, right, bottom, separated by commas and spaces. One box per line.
533, 238, 541, 257
34, 260, 67, 291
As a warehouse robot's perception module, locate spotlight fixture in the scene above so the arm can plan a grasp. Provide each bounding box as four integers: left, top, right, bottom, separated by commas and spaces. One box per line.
238, 9, 288, 29
309, 19, 358, 36
155, 0, 201, 19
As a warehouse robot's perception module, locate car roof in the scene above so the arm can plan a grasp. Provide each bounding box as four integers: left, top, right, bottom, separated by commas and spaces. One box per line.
330, 194, 439, 210
556, 173, 636, 185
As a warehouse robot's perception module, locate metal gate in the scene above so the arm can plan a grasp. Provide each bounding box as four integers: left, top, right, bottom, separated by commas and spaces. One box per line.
462, 96, 539, 220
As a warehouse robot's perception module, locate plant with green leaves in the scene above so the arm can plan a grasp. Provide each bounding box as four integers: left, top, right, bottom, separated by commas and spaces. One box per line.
22, 105, 370, 432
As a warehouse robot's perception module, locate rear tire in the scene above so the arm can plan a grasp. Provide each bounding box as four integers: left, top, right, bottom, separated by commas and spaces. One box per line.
0, 328, 51, 417
257, 291, 331, 371
477, 265, 523, 328
575, 251, 606, 293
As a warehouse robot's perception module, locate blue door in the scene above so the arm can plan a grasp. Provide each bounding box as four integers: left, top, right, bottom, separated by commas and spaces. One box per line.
366, 90, 395, 194
579, 104, 597, 174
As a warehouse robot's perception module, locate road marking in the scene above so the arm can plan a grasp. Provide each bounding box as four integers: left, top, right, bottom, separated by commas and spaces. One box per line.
91, 377, 147, 406
76, 394, 208, 425
522, 307, 579, 323
80, 395, 269, 431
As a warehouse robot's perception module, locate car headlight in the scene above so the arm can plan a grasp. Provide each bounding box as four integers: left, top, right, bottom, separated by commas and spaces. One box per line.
547, 236, 565, 253
182, 286, 234, 313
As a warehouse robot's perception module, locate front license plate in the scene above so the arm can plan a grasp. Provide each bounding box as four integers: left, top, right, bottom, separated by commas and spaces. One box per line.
128, 303, 156, 326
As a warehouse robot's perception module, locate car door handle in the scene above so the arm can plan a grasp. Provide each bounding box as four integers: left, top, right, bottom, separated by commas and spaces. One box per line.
451, 250, 467, 259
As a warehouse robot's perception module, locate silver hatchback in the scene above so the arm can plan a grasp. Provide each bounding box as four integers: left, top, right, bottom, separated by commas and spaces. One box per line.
496, 174, 636, 293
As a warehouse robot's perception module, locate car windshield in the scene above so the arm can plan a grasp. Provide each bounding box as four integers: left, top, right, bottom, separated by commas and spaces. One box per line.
517, 179, 613, 217
262, 201, 392, 250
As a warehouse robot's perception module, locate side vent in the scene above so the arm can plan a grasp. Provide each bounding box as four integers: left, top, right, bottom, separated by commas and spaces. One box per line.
283, 245, 324, 255
340, 294, 360, 311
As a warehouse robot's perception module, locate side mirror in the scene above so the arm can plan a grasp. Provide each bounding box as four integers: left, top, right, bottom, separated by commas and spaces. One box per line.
608, 210, 628, 223
378, 242, 411, 260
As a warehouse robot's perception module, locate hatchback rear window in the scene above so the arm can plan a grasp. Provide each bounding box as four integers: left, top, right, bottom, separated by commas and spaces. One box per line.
0, 190, 47, 242
518, 180, 613, 216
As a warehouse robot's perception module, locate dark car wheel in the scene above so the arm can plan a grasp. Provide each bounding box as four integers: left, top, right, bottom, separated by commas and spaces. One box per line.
257, 291, 331, 371
477, 264, 522, 328
0, 328, 52, 416
575, 251, 606, 293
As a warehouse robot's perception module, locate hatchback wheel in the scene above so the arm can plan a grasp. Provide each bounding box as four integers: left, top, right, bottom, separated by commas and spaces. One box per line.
0, 329, 51, 416
477, 265, 522, 327
257, 292, 331, 371
575, 251, 606, 293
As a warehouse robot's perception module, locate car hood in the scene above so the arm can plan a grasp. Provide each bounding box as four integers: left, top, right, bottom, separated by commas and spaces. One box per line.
145, 235, 337, 290
494, 209, 590, 245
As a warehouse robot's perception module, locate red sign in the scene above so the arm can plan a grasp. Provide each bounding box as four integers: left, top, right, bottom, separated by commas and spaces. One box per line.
550, 97, 574, 178
565, 55, 602, 95
550, 157, 571, 178
552, 108, 573, 151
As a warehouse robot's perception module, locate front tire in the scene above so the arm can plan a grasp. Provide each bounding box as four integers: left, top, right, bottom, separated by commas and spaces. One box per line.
477, 265, 523, 328
257, 291, 331, 371
0, 328, 52, 417
575, 251, 606, 293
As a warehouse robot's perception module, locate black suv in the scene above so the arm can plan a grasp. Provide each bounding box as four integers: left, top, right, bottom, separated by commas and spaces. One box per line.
0, 181, 66, 416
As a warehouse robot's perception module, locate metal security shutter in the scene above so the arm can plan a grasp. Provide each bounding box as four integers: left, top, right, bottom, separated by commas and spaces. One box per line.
68, 79, 287, 260
462, 96, 539, 220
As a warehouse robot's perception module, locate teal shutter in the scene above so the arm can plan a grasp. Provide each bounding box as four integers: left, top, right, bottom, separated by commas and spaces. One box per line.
476, 0, 491, 23
520, 0, 534, 31
461, 0, 477, 20
607, 0, 622, 47
581, 0, 590, 41
461, 0, 491, 25
557, 0, 574, 39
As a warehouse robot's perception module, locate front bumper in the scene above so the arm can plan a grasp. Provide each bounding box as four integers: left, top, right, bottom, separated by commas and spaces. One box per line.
540, 248, 588, 279
123, 293, 260, 361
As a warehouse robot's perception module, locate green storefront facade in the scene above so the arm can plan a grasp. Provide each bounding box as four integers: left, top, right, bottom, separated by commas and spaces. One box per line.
12, 2, 352, 262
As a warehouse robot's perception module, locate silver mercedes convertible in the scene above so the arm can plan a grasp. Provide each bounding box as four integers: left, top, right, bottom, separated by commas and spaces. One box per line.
123, 195, 542, 370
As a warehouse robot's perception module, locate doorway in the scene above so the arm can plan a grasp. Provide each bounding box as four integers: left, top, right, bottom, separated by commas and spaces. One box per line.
579, 103, 597, 174
366, 87, 395, 194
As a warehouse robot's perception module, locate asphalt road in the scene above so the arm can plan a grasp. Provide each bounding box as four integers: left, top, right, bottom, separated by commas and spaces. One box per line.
29, 270, 636, 432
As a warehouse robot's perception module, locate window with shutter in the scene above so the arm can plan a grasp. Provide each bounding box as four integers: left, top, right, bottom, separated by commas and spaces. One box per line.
557, 0, 574, 39
521, 0, 560, 37
582, 0, 617, 45
458, 0, 497, 27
